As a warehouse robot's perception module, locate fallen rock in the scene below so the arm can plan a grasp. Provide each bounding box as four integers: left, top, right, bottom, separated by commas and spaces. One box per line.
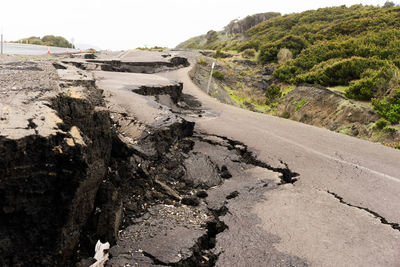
183, 153, 222, 189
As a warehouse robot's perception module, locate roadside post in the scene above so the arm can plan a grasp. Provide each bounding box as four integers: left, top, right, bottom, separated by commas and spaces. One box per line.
206, 61, 215, 94
1, 26, 3, 55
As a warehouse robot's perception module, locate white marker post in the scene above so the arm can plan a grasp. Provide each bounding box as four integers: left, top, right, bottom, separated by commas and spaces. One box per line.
206, 61, 215, 94
1, 26, 3, 55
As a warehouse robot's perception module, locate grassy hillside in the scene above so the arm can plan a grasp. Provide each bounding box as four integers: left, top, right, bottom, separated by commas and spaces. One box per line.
180, 4, 400, 125
17, 35, 74, 48
176, 12, 280, 50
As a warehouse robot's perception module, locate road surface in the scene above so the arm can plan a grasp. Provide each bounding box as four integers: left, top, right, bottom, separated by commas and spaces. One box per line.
152, 52, 400, 266
1, 42, 79, 55
59, 50, 400, 266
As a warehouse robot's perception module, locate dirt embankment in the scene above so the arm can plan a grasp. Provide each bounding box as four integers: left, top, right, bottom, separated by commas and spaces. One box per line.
0, 60, 112, 265
189, 56, 274, 112
275, 85, 400, 147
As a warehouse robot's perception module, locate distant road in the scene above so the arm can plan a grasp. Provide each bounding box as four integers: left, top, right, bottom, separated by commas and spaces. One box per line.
1, 43, 80, 55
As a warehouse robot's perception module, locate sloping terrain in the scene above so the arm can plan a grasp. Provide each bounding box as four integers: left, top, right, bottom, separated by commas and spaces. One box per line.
189, 54, 400, 147
179, 4, 400, 148
275, 85, 400, 147
176, 12, 280, 50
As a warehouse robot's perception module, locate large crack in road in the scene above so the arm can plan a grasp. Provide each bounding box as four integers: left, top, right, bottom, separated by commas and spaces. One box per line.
79, 52, 308, 266
327, 191, 400, 232
104, 123, 304, 266
193, 132, 299, 185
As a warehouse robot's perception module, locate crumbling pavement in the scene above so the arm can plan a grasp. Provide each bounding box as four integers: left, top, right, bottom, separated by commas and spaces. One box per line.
0, 53, 307, 266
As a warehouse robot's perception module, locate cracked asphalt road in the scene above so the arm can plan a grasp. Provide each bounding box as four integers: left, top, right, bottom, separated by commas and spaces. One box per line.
61, 50, 399, 266
153, 52, 400, 266
6, 51, 399, 266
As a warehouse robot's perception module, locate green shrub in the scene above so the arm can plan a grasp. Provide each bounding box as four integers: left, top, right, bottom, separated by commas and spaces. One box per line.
278, 35, 309, 57
181, 4, 400, 71
213, 50, 229, 58
242, 48, 256, 59
42, 35, 74, 48
212, 70, 225, 80
265, 85, 282, 104
372, 90, 400, 124
345, 66, 399, 100
345, 77, 376, 100
270, 27, 400, 83
383, 126, 397, 135
258, 35, 309, 64
237, 41, 260, 52
258, 44, 280, 64
273, 62, 299, 83
295, 98, 307, 111
374, 119, 390, 129
295, 57, 389, 86
197, 58, 208, 66
86, 48, 97, 54
18, 35, 74, 48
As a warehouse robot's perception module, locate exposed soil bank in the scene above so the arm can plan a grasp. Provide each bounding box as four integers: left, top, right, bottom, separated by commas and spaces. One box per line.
0, 61, 112, 266
275, 84, 400, 147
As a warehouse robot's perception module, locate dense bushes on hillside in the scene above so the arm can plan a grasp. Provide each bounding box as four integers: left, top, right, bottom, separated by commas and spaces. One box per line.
273, 30, 400, 81
294, 57, 390, 85
18, 35, 74, 48
250, 5, 400, 119
180, 4, 400, 123
242, 48, 256, 59
226, 5, 400, 89
176, 13, 280, 50
258, 35, 309, 64
265, 85, 282, 104
237, 5, 379, 53
345, 66, 400, 100
372, 90, 400, 124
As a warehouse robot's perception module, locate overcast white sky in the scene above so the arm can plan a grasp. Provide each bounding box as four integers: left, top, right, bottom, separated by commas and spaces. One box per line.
0, 0, 390, 50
